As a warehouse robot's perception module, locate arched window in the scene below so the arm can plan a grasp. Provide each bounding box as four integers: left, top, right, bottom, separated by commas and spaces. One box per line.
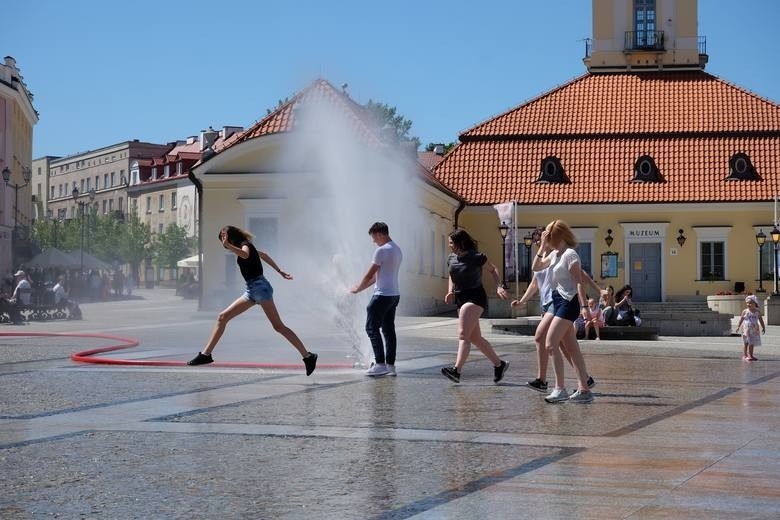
535, 156, 569, 184
632, 155, 663, 183
726, 152, 759, 181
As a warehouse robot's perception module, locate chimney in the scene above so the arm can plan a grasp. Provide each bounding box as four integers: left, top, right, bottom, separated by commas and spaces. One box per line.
433, 144, 445, 155
221, 126, 244, 140
200, 126, 219, 151
186, 136, 197, 145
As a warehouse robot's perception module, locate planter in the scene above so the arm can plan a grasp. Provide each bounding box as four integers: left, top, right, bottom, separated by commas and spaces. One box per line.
706, 294, 747, 316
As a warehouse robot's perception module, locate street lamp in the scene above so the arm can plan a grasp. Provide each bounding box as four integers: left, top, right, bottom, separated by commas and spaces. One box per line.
3, 165, 32, 269
72, 186, 96, 275
47, 215, 63, 248
772, 226, 780, 294
498, 221, 509, 289
523, 233, 533, 283
756, 229, 766, 293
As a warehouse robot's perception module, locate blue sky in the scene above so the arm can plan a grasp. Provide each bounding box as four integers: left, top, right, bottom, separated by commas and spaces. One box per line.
4, 0, 780, 158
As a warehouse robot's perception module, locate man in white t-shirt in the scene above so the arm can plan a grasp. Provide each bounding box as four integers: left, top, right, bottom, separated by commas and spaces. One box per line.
11, 270, 32, 305
350, 222, 403, 377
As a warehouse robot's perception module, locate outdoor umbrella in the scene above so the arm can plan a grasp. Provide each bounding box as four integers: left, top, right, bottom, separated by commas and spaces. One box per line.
23, 247, 81, 269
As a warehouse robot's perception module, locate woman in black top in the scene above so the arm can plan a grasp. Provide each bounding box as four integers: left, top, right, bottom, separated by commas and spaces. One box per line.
187, 225, 318, 376
441, 228, 509, 384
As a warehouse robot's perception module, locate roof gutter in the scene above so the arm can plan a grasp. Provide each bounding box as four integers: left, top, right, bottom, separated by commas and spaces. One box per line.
188, 169, 204, 310
453, 200, 467, 229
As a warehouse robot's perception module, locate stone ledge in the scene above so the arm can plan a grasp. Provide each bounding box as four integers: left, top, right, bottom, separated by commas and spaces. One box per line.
491, 319, 659, 340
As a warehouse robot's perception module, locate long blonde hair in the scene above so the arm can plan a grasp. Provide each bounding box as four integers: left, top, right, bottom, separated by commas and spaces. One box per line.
546, 219, 578, 248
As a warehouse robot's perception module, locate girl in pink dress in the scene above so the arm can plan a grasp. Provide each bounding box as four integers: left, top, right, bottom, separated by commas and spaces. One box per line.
735, 295, 765, 361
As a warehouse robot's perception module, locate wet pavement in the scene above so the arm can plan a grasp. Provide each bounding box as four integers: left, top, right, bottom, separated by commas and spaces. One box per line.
1, 289, 779, 518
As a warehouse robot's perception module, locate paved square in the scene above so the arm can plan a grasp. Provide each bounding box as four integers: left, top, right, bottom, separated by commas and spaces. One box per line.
1, 289, 779, 519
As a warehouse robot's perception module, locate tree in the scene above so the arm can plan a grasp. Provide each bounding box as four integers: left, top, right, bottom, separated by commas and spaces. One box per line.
425, 142, 456, 154
364, 99, 421, 150
152, 223, 191, 272
119, 213, 152, 281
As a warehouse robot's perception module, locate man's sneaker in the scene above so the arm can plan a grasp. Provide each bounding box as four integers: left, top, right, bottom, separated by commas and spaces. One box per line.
527, 378, 548, 393
587, 376, 596, 388
441, 366, 460, 383
569, 389, 594, 403
493, 360, 509, 383
544, 387, 569, 403
303, 352, 318, 376
386, 365, 397, 376
366, 362, 390, 377
187, 352, 213, 366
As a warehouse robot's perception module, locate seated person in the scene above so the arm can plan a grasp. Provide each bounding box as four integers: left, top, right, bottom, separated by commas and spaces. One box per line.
583, 297, 605, 340
573, 308, 587, 340
52, 276, 82, 320
7, 270, 31, 324
11, 270, 32, 306
600, 285, 616, 326
614, 284, 637, 326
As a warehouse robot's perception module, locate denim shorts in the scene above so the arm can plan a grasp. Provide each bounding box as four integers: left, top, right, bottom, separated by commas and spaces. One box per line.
541, 301, 554, 315
551, 290, 580, 322
243, 275, 274, 303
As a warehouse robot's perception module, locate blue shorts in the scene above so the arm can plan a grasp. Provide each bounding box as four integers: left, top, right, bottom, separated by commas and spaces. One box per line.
243, 275, 274, 303
541, 301, 554, 315
551, 290, 580, 322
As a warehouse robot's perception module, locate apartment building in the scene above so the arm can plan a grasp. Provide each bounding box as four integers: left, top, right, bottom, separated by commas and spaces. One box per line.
0, 56, 38, 274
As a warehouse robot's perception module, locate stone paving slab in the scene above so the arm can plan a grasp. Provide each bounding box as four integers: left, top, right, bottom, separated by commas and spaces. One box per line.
0, 431, 562, 520
1, 289, 779, 519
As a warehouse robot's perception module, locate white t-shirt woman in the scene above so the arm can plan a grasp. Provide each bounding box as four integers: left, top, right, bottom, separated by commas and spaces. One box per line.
550, 248, 580, 301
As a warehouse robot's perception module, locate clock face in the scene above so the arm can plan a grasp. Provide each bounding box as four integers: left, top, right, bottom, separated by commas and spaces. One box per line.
180, 195, 192, 233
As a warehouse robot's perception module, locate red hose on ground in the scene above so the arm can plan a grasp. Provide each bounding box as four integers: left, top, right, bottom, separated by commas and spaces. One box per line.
0, 332, 355, 369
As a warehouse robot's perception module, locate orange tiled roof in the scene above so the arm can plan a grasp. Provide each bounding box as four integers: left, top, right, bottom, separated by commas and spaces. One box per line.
435, 71, 780, 204
418, 151, 445, 170
214, 79, 383, 154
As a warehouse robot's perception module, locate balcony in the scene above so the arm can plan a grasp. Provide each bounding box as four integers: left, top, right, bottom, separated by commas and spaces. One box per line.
624, 30, 665, 52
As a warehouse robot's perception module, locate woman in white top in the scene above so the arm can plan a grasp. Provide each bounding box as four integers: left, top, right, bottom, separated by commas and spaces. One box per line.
513, 236, 600, 393
531, 220, 594, 404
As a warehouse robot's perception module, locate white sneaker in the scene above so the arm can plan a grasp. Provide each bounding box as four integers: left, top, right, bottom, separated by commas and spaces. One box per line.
386, 365, 396, 376
365, 362, 390, 377
568, 389, 594, 403
544, 387, 569, 403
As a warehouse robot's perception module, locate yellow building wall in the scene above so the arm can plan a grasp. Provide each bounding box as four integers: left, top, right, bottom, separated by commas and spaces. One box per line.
461, 204, 772, 303
588, 0, 702, 70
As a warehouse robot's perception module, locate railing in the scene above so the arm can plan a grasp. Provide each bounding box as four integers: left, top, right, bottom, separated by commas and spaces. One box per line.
624, 30, 665, 51
698, 35, 707, 56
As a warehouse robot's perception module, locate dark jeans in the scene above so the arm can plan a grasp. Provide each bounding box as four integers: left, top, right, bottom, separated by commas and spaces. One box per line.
365, 294, 400, 365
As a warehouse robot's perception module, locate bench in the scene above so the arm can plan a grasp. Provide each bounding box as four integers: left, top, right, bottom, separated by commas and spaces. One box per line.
491, 318, 659, 341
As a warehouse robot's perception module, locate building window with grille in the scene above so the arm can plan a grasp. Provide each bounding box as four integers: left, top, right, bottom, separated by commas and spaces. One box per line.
634, 0, 657, 47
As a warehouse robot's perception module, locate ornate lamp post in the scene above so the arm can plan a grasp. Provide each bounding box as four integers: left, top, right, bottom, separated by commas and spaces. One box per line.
498, 221, 509, 289
3, 165, 32, 269
523, 233, 533, 283
72, 186, 96, 275
756, 229, 766, 293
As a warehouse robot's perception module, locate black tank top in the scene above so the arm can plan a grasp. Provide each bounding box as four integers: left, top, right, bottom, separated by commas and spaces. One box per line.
236, 242, 264, 281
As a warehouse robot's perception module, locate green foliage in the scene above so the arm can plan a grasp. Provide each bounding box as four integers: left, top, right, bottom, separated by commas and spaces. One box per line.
424, 142, 456, 153
364, 99, 421, 150
32, 211, 152, 270
152, 223, 191, 270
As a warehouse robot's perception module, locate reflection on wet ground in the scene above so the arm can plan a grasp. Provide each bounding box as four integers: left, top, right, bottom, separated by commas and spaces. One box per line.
1, 290, 778, 518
